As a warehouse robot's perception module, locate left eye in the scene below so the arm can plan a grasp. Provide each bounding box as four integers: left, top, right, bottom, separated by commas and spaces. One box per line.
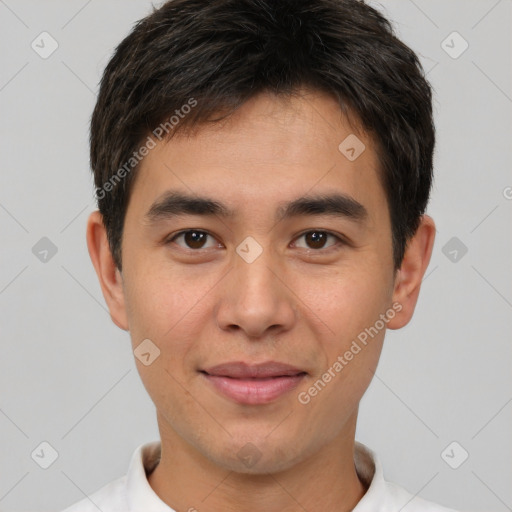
170, 230, 219, 250
293, 231, 340, 250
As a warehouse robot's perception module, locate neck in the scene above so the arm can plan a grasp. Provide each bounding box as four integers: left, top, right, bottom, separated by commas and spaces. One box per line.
148, 412, 368, 512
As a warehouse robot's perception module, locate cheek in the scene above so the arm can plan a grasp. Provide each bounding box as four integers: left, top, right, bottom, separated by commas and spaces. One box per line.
295, 263, 392, 398
122, 268, 208, 407
298, 283, 387, 429
122, 262, 203, 349
299, 264, 393, 339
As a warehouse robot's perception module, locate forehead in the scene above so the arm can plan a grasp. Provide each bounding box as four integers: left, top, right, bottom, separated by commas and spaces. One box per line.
128, 90, 386, 221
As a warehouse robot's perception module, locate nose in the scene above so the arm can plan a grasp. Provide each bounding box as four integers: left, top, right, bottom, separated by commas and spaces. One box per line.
214, 248, 297, 339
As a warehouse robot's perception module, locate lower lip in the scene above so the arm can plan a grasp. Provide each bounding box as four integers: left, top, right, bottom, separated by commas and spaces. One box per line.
202, 373, 306, 405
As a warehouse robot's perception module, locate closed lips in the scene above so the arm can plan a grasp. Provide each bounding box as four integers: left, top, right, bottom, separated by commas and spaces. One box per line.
201, 361, 307, 379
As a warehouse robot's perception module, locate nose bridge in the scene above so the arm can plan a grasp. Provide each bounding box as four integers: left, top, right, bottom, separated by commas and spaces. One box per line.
215, 241, 296, 337
237, 249, 277, 301
234, 243, 282, 312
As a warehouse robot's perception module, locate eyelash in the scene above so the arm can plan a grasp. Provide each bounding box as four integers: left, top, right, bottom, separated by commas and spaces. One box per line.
165, 229, 346, 252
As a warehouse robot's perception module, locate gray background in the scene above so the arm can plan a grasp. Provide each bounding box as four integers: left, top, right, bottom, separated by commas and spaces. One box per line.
0, 0, 510, 511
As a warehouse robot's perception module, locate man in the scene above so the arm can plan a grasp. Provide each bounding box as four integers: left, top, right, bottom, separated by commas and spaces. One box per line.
63, 0, 458, 510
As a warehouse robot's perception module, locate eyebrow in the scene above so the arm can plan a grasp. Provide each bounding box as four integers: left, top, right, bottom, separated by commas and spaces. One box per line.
144, 191, 368, 225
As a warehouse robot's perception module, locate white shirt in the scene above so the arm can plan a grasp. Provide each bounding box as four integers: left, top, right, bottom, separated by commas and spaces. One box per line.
62, 441, 459, 511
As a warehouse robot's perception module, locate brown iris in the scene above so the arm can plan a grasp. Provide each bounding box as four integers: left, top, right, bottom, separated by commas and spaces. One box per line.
304, 231, 328, 249
184, 231, 208, 249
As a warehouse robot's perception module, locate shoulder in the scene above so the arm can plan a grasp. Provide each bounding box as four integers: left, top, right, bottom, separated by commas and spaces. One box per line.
60, 441, 161, 511
353, 442, 462, 512
60, 475, 128, 512
384, 480, 461, 512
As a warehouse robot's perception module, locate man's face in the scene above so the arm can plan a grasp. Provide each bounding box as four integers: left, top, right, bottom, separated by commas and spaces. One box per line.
118, 91, 398, 473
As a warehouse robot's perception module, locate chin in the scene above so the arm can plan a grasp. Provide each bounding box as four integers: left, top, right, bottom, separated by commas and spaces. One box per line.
204, 434, 307, 475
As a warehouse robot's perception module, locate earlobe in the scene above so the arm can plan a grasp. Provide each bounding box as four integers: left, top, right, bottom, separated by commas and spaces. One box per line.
86, 210, 130, 331
387, 215, 436, 330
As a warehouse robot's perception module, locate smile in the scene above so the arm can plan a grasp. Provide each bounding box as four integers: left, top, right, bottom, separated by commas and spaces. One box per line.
200, 361, 307, 405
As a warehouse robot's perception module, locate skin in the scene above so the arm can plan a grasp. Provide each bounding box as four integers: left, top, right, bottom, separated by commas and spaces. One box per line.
87, 89, 435, 512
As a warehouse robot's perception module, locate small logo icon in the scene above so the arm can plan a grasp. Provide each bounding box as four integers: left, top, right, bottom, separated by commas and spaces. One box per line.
338, 134, 366, 161
31, 441, 59, 469
134, 338, 161, 366
236, 236, 263, 264
441, 31, 469, 59
442, 237, 468, 263
237, 442, 262, 468
441, 441, 469, 469
31, 31, 59, 59
32, 236, 58, 263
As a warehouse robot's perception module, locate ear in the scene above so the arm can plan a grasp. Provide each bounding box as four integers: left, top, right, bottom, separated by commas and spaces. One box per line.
387, 214, 436, 330
86, 210, 129, 331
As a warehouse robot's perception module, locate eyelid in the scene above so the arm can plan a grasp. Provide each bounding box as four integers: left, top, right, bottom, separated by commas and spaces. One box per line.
291, 229, 348, 250
166, 229, 223, 250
